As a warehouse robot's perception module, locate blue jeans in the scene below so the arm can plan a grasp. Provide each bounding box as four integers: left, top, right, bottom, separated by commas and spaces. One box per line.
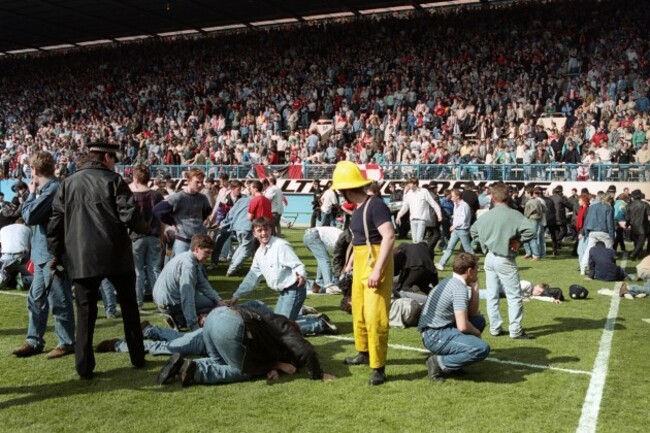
273, 283, 324, 335
220, 233, 233, 260
410, 219, 427, 244
115, 327, 205, 356
227, 230, 253, 274
523, 220, 541, 258
194, 307, 249, 384
537, 224, 547, 258
303, 229, 336, 287
438, 229, 473, 268
484, 252, 524, 337
172, 238, 190, 257
25, 261, 75, 350
580, 232, 613, 274
100, 279, 117, 316
421, 315, 490, 372
132, 236, 161, 306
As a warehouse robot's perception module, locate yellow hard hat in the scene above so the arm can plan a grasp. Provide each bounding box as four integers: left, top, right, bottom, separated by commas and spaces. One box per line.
329, 161, 372, 191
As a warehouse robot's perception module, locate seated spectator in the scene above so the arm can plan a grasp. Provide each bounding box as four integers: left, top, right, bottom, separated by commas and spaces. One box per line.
418, 253, 490, 382
588, 241, 628, 281
153, 234, 225, 331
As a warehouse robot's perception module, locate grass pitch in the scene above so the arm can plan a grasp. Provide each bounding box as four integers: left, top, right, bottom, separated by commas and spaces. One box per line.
0, 228, 647, 433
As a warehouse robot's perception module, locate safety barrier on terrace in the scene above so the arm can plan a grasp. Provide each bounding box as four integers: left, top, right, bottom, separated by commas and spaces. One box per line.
115, 163, 649, 183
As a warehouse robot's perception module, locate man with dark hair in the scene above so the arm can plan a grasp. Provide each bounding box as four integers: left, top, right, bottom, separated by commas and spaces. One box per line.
229, 218, 337, 336
47, 141, 150, 379
153, 234, 225, 331
626, 190, 650, 260
153, 168, 212, 257
419, 253, 489, 382
247, 180, 273, 221
587, 241, 628, 281
12, 151, 75, 359
471, 182, 536, 339
550, 186, 571, 256
129, 165, 164, 310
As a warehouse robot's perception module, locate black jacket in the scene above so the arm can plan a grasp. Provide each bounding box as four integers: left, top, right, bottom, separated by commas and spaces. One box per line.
236, 306, 324, 380
626, 199, 650, 235
588, 246, 625, 281
47, 161, 150, 279
551, 193, 571, 225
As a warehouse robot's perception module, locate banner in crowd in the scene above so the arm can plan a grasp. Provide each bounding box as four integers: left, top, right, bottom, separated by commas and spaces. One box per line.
272, 179, 650, 197
248, 164, 303, 179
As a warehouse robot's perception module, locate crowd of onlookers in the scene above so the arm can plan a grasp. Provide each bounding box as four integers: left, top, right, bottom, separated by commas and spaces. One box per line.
0, 0, 649, 182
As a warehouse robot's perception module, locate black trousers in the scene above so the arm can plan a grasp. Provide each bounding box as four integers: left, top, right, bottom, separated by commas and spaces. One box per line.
630, 232, 649, 260
73, 271, 145, 378
424, 226, 441, 260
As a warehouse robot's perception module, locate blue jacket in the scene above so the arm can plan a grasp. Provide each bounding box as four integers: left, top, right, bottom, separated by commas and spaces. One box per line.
21, 178, 59, 265
583, 200, 615, 240
588, 246, 625, 281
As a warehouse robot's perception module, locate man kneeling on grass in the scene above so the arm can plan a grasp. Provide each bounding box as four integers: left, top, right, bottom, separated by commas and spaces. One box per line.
418, 253, 490, 382
156, 304, 336, 387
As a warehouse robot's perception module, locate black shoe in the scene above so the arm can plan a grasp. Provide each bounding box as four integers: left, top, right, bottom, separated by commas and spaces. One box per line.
368, 369, 386, 386
157, 353, 185, 385
511, 331, 535, 340
318, 314, 338, 335
343, 352, 369, 365
179, 359, 196, 387
426, 355, 445, 382
491, 329, 507, 337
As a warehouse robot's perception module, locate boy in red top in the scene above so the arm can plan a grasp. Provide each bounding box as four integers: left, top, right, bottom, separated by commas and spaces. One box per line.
247, 180, 273, 221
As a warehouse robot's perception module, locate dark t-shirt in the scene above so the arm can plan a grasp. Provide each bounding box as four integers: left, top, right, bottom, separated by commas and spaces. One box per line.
351, 196, 393, 246
132, 189, 164, 239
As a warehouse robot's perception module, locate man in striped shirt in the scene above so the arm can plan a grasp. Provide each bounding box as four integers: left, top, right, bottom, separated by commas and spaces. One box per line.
418, 253, 489, 382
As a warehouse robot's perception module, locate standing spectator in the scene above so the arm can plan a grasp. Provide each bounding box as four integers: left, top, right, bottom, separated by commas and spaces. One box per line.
626, 190, 650, 260
436, 189, 473, 271
12, 151, 75, 359
550, 186, 571, 256
580, 192, 615, 275
522, 186, 543, 260
47, 142, 150, 379
263, 177, 285, 236
153, 168, 212, 257
247, 180, 273, 221
331, 161, 394, 386
470, 183, 536, 339
310, 180, 322, 228
319, 186, 340, 227
129, 165, 164, 310
395, 178, 442, 244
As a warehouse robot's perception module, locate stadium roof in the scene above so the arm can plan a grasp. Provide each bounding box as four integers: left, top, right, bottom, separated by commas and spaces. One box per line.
0, 0, 487, 55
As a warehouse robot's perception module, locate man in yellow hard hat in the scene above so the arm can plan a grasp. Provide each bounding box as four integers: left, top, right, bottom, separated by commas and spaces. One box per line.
330, 161, 394, 386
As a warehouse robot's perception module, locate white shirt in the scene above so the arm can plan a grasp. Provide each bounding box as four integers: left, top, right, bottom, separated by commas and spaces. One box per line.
306, 227, 343, 252
233, 237, 307, 296
264, 185, 284, 214
397, 187, 442, 225
320, 188, 339, 213
0, 224, 31, 254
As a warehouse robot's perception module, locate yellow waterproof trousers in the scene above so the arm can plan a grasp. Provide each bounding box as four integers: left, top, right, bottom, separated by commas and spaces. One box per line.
351, 244, 393, 369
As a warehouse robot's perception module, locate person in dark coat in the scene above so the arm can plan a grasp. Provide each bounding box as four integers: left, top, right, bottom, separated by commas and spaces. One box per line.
393, 242, 439, 301
47, 142, 150, 379
626, 190, 650, 260
550, 186, 571, 254
587, 241, 627, 281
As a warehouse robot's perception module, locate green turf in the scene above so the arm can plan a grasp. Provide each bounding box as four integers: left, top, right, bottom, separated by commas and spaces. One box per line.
0, 229, 646, 433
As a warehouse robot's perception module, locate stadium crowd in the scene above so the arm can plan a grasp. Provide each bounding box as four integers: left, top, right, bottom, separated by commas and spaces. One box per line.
0, 0, 649, 386
0, 0, 649, 181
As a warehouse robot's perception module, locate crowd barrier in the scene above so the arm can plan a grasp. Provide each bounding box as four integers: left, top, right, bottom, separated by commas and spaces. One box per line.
114, 163, 650, 183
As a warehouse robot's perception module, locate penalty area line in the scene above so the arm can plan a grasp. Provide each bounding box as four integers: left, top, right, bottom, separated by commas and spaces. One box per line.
0, 291, 28, 298
324, 335, 592, 376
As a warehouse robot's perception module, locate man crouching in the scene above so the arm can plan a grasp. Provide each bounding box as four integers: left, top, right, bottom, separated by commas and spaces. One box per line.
418, 252, 490, 382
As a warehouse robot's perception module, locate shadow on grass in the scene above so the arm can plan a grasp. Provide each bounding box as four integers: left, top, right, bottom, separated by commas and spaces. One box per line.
0, 366, 158, 409
526, 316, 626, 337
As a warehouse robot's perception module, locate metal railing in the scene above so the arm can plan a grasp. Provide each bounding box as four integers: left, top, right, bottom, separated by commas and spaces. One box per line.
115, 163, 649, 182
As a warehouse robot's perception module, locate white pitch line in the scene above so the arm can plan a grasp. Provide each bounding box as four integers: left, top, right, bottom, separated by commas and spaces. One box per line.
0, 290, 28, 297
575, 279, 622, 433
325, 335, 592, 376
